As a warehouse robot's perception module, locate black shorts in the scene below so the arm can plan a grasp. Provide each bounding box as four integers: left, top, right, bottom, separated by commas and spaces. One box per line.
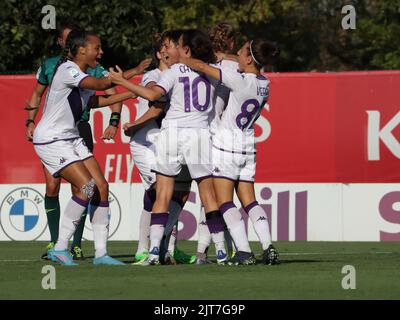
77, 121, 94, 153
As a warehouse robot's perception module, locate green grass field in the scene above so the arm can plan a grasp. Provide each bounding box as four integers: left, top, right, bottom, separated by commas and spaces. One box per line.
0, 241, 399, 300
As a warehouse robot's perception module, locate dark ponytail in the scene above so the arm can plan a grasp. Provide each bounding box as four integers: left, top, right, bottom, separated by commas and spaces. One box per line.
181, 29, 216, 64
49, 28, 94, 88
249, 39, 280, 69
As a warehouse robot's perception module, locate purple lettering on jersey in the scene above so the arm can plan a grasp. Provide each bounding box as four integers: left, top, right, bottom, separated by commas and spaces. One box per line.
178, 76, 191, 112
235, 99, 260, 130
192, 76, 211, 111
257, 86, 268, 97
179, 65, 192, 73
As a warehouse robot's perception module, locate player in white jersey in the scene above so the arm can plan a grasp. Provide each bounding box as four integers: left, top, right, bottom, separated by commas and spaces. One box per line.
33, 29, 140, 266
196, 23, 240, 264
180, 39, 281, 265
125, 33, 195, 265
110, 29, 228, 265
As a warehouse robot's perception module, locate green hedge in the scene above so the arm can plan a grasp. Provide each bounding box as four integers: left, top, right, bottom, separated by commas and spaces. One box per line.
1, 0, 399, 73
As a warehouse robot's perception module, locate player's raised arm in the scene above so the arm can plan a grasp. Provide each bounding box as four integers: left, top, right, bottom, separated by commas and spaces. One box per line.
123, 102, 165, 137
79, 75, 114, 91
87, 91, 136, 109
108, 66, 164, 101
79, 58, 152, 92
123, 58, 152, 80
179, 56, 221, 82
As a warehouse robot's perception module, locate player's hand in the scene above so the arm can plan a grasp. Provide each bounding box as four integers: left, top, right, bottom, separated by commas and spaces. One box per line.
109, 65, 125, 85
215, 52, 226, 61
133, 58, 152, 76
26, 123, 36, 141
101, 125, 118, 140
123, 122, 135, 137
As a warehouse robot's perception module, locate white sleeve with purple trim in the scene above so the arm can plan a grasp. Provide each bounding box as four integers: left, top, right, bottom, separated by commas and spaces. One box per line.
57, 60, 89, 87
136, 69, 163, 119
141, 68, 161, 87
156, 67, 176, 94
220, 66, 244, 92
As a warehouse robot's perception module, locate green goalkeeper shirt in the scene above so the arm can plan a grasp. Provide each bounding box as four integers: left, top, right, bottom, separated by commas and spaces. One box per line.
36, 56, 109, 122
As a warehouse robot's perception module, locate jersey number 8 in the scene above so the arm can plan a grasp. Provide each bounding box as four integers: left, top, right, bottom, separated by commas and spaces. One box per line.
236, 99, 263, 130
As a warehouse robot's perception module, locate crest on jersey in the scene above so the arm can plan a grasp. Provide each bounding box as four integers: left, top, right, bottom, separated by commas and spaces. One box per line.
70, 68, 80, 78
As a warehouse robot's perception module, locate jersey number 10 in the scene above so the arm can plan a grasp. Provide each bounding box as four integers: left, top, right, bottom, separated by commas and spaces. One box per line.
178, 76, 211, 113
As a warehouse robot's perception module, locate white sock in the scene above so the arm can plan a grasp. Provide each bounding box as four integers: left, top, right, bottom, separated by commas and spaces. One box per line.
150, 213, 169, 254
197, 206, 211, 253
55, 196, 88, 251
211, 231, 226, 253
206, 211, 226, 254
168, 225, 177, 252
91, 201, 110, 258
246, 202, 272, 250
137, 209, 151, 255
220, 202, 251, 253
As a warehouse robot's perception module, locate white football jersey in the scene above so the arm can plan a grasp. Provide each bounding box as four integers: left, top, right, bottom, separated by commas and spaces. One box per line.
210, 59, 239, 134
33, 60, 94, 144
156, 63, 217, 129
132, 68, 163, 143
213, 67, 270, 153
136, 68, 162, 119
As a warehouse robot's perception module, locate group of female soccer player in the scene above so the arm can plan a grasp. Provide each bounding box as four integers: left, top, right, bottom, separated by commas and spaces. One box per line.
26, 20, 280, 266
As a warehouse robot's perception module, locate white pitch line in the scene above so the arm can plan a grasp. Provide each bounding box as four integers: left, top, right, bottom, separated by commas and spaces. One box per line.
0, 259, 39, 262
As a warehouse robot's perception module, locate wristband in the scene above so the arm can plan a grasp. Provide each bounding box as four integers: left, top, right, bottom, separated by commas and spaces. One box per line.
25, 119, 35, 127
109, 112, 121, 128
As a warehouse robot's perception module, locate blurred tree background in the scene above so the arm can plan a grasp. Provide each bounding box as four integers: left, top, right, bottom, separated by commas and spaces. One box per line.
0, 0, 399, 73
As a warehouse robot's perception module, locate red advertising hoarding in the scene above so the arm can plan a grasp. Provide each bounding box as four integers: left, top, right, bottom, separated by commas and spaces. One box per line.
1, 71, 399, 184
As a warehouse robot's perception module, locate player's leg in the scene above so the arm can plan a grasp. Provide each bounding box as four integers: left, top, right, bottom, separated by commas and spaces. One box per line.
130, 141, 156, 263
162, 193, 185, 263
196, 177, 229, 264
133, 189, 154, 264
162, 166, 195, 264
236, 180, 279, 265
167, 165, 196, 264
68, 185, 87, 260
41, 166, 61, 259
70, 121, 94, 259
165, 191, 196, 264
48, 161, 94, 266
212, 177, 255, 265
184, 127, 227, 263
147, 173, 175, 265
82, 156, 124, 265
196, 205, 213, 264
143, 127, 180, 265
212, 148, 255, 265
